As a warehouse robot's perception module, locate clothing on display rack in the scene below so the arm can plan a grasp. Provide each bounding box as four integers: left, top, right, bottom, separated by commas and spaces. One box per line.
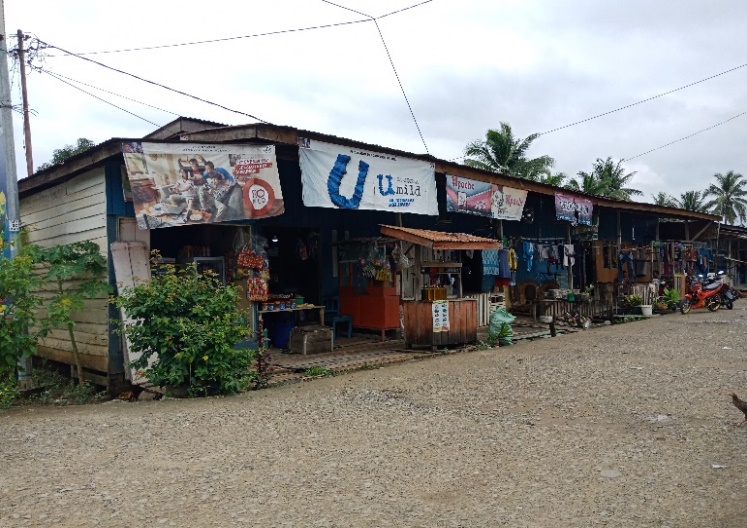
523, 241, 535, 272
618, 250, 635, 283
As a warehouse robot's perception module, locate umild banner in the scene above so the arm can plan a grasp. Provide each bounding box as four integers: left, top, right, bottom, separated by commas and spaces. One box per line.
445, 174, 527, 221
555, 192, 593, 226
122, 142, 284, 229
298, 138, 438, 215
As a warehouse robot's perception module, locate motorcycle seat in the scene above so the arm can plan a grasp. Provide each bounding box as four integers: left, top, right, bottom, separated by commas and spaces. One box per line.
702, 281, 721, 291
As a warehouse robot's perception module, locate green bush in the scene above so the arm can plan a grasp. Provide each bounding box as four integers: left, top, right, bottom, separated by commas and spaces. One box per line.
0, 243, 44, 385
112, 253, 255, 396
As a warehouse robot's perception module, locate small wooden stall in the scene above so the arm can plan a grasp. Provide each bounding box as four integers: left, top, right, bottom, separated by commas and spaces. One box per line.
380, 225, 501, 350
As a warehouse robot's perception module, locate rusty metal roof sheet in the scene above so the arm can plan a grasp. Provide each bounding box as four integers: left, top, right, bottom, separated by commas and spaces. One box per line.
380, 225, 501, 250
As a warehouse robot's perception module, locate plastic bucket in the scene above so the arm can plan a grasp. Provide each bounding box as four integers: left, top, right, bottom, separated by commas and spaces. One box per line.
640, 305, 653, 317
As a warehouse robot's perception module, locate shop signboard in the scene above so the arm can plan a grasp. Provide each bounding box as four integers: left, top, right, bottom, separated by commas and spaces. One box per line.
432, 300, 450, 332
298, 138, 438, 215
555, 192, 593, 226
122, 142, 284, 229
445, 174, 527, 221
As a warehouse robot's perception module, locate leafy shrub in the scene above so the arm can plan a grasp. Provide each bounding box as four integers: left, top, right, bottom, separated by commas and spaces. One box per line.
0, 243, 44, 384
112, 252, 255, 396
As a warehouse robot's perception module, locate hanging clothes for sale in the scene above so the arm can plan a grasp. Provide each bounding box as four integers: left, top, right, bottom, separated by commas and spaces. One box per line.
563, 244, 576, 268
523, 241, 535, 272
508, 247, 518, 286
498, 250, 511, 279
482, 249, 500, 276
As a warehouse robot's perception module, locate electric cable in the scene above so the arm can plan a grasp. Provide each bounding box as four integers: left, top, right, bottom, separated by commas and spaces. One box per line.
377, 0, 434, 20
540, 61, 747, 136
319, 0, 432, 153
623, 110, 747, 162
41, 68, 180, 116
33, 37, 272, 124
45, 19, 371, 57
43, 69, 162, 127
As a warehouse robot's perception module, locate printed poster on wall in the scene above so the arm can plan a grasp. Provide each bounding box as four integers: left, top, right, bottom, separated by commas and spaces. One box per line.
122, 142, 284, 230
555, 192, 593, 226
298, 138, 438, 215
445, 174, 527, 221
432, 300, 450, 333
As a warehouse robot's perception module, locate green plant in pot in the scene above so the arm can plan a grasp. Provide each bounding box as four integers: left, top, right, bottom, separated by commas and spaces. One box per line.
112, 252, 255, 396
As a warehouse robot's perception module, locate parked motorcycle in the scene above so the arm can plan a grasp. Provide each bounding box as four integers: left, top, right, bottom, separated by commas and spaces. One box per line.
680, 272, 726, 314
720, 281, 741, 310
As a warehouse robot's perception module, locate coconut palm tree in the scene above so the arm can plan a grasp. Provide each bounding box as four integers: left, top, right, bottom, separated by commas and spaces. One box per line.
566, 157, 642, 200
536, 170, 568, 187
652, 192, 676, 207
674, 190, 707, 212
463, 123, 555, 179
703, 171, 747, 225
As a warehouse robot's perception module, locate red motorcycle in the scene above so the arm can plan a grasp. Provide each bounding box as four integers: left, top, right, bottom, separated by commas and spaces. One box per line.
680, 273, 726, 314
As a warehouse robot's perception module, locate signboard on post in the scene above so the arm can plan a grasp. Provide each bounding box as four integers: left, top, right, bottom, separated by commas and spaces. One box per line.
445, 174, 527, 221
122, 142, 284, 229
299, 138, 438, 215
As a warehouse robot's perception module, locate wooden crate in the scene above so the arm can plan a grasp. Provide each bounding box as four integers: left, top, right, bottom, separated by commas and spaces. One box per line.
289, 326, 334, 355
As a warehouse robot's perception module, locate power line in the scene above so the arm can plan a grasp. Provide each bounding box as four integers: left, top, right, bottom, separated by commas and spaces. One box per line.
623, 110, 747, 162
42, 69, 162, 126
540, 61, 747, 136
377, 0, 435, 20
45, 19, 372, 57
40, 68, 180, 116
373, 19, 429, 154
319, 0, 433, 153
33, 37, 273, 124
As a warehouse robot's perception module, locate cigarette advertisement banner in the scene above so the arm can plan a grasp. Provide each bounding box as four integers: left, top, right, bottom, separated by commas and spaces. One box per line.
432, 300, 450, 333
122, 142, 284, 229
555, 192, 593, 226
298, 138, 438, 215
445, 174, 527, 221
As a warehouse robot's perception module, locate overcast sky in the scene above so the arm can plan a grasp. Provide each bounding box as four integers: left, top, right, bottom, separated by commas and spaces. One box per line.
6, 0, 747, 202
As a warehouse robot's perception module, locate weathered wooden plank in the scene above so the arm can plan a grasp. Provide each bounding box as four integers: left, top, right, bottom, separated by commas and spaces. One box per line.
37, 336, 108, 357
44, 327, 109, 347
23, 199, 106, 232
35, 346, 109, 373
26, 213, 107, 241
21, 190, 105, 225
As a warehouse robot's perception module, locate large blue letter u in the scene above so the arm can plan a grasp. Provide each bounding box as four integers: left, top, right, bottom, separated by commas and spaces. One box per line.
327, 154, 369, 209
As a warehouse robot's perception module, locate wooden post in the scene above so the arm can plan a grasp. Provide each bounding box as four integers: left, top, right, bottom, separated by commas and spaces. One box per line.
17, 30, 33, 177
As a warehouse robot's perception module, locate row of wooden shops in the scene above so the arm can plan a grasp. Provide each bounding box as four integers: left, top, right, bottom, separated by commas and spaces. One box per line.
17, 117, 726, 390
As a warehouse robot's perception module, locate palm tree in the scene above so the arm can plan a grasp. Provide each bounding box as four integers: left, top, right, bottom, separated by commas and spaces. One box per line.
566, 157, 642, 200
463, 123, 555, 179
703, 171, 747, 225
652, 192, 676, 207
674, 190, 707, 212
536, 170, 568, 187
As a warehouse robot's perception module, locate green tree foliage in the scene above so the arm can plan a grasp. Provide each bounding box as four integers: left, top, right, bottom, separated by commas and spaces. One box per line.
112, 253, 254, 396
651, 192, 677, 207
36, 138, 96, 172
674, 190, 708, 212
463, 123, 555, 179
566, 157, 642, 200
703, 170, 747, 225
37, 242, 109, 383
0, 243, 44, 385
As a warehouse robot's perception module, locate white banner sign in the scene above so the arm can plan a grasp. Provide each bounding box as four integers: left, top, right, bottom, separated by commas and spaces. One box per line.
432, 300, 450, 333
299, 138, 438, 215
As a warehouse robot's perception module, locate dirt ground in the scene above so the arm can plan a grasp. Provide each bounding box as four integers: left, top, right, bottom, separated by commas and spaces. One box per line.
2, 307, 747, 527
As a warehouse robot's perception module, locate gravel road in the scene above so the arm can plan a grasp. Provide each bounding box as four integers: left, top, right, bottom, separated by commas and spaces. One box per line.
2, 307, 747, 527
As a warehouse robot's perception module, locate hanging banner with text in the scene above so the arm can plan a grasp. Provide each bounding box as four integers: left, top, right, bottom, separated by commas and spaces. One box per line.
555, 192, 593, 226
122, 142, 284, 229
298, 138, 438, 215
445, 174, 527, 221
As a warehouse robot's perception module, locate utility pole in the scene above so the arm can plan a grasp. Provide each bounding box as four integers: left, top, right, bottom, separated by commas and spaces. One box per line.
0, 2, 28, 385
17, 29, 32, 178
0, 0, 20, 260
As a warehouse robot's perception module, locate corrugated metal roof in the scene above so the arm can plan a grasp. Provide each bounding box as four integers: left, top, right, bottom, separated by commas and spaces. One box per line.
380, 225, 501, 250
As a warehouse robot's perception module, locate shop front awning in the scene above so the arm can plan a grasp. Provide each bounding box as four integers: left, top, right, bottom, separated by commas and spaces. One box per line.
380, 225, 501, 250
